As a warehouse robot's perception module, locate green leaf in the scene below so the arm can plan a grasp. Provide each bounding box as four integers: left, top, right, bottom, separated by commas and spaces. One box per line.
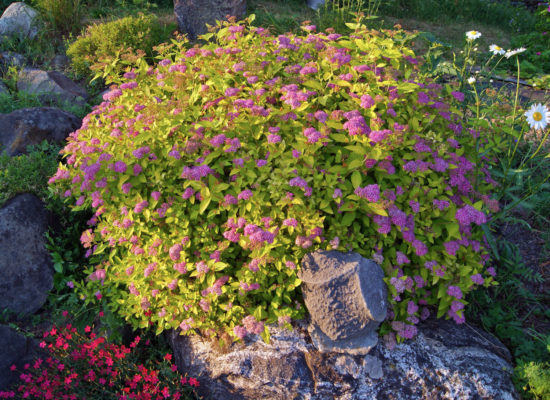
199, 197, 211, 214
341, 211, 356, 226
347, 158, 364, 169
253, 305, 265, 320
326, 121, 344, 130
446, 222, 460, 239
366, 203, 388, 216
345, 145, 367, 155
261, 326, 271, 344
302, 80, 323, 91
351, 171, 362, 188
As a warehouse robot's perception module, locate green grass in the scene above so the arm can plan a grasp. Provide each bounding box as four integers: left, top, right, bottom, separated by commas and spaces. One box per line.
0, 90, 91, 118
378, 0, 535, 34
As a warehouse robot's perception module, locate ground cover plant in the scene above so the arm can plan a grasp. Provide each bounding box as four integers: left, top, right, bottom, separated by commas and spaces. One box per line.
0, 313, 202, 400
49, 15, 498, 344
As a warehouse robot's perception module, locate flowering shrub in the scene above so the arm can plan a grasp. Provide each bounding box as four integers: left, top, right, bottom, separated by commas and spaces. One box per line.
50, 15, 496, 342
0, 316, 200, 400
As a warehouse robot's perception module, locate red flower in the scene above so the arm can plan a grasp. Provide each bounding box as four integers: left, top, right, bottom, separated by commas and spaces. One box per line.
163, 353, 172, 361
188, 377, 199, 387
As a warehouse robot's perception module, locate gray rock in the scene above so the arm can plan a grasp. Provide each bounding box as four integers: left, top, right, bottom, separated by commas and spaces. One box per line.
173, 0, 247, 41
168, 318, 518, 400
50, 54, 70, 71
0, 107, 80, 156
0, 80, 8, 94
0, 194, 54, 315
0, 51, 26, 68
0, 324, 43, 391
0, 2, 40, 40
298, 250, 387, 355
17, 68, 88, 106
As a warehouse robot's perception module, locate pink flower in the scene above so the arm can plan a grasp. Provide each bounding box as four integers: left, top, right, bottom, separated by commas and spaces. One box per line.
444, 241, 460, 256
396, 251, 410, 265
471, 273, 484, 285
182, 187, 195, 200
238, 189, 253, 200
355, 184, 380, 202
169, 244, 182, 261
196, 261, 209, 274
407, 301, 419, 315
285, 261, 296, 269
451, 91, 465, 101
283, 218, 298, 227
360, 94, 375, 109
173, 262, 187, 274
447, 285, 463, 299
299, 66, 318, 75
134, 200, 148, 214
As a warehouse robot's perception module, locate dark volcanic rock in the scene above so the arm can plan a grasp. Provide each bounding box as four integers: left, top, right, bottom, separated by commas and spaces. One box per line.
0, 107, 80, 156
173, 0, 247, 41
168, 318, 518, 399
0, 194, 53, 315
0, 324, 43, 391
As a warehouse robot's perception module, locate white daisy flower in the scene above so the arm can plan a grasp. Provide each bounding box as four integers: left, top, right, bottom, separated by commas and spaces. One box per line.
467, 77, 476, 85
505, 47, 526, 58
525, 103, 550, 131
489, 44, 505, 55
466, 30, 482, 40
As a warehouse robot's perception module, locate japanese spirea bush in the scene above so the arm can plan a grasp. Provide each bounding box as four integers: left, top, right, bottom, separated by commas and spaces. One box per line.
49, 16, 497, 342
